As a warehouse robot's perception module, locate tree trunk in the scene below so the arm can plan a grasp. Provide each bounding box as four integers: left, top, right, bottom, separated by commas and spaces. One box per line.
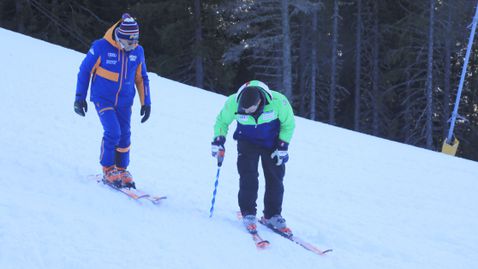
442, 2, 452, 138
281, 0, 293, 100
329, 0, 339, 125
404, 71, 412, 143
372, 0, 380, 136
298, 15, 309, 116
15, 0, 26, 33
193, 0, 204, 89
354, 0, 362, 131
310, 6, 319, 120
425, 0, 435, 149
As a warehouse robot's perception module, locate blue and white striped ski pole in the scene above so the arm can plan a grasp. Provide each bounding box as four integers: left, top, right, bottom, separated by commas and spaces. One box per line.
209, 150, 225, 218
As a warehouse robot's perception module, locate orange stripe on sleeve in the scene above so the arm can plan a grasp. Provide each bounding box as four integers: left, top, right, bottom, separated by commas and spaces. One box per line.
135, 64, 145, 105
91, 57, 101, 79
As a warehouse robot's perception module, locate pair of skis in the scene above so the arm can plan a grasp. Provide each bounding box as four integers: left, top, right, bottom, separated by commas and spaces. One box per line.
237, 212, 332, 256
91, 174, 329, 255
89, 174, 167, 204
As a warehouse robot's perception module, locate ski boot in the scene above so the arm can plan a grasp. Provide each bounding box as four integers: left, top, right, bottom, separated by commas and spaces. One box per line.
102, 165, 122, 188
117, 167, 136, 189
261, 215, 293, 237
243, 215, 257, 234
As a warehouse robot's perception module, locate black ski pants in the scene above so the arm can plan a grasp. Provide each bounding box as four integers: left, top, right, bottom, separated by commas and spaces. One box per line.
237, 140, 285, 219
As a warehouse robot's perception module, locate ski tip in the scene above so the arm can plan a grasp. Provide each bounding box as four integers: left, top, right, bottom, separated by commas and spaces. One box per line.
151, 196, 167, 200
149, 196, 167, 204
236, 211, 243, 220
256, 240, 270, 249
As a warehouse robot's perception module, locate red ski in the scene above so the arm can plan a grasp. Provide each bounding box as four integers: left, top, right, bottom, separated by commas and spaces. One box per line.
259, 218, 332, 256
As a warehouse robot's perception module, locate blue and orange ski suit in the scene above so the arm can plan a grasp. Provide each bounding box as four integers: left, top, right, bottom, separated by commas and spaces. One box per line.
75, 20, 151, 168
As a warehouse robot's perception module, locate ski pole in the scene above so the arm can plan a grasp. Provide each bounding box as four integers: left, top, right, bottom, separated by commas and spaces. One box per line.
209, 150, 225, 218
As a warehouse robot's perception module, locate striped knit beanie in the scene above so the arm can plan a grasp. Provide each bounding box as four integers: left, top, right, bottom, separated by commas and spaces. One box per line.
116, 13, 139, 40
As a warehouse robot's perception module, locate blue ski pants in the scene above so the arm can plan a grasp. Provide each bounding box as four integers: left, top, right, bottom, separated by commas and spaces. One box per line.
95, 102, 132, 168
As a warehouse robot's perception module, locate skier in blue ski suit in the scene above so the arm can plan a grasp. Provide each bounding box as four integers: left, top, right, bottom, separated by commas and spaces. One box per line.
74, 13, 151, 188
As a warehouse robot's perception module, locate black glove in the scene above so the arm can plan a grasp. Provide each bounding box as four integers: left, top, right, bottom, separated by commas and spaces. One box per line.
74, 100, 88, 117
140, 105, 151, 123
211, 136, 226, 166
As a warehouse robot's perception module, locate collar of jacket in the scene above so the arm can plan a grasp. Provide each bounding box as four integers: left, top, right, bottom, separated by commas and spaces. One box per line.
103, 20, 121, 49
103, 19, 139, 51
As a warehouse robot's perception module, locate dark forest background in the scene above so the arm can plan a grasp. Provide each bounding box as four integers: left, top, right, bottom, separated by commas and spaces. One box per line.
2, 0, 478, 162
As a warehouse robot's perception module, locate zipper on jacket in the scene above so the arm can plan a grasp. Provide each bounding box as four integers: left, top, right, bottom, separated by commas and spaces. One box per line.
114, 50, 125, 106
124, 53, 128, 79
252, 114, 259, 128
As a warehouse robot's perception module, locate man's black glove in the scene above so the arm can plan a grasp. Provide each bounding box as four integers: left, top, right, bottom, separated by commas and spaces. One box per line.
74, 100, 88, 117
141, 105, 151, 123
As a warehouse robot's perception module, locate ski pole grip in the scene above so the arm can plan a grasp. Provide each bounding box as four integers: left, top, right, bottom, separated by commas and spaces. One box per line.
217, 150, 225, 167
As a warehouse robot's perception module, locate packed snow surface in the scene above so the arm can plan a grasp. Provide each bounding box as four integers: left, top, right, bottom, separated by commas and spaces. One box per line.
1, 28, 477, 269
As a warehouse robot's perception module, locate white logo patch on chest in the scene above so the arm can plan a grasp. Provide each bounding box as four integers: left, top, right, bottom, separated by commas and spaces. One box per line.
129, 55, 137, 61
237, 115, 249, 122
261, 111, 276, 121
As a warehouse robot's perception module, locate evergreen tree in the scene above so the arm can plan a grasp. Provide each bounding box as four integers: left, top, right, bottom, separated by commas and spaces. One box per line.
221, 0, 294, 97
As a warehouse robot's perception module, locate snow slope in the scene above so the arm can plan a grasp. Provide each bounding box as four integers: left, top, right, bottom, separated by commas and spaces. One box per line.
1, 27, 477, 269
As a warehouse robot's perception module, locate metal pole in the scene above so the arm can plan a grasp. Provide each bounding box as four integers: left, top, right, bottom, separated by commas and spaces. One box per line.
209, 150, 225, 218
209, 166, 221, 218
446, 1, 478, 144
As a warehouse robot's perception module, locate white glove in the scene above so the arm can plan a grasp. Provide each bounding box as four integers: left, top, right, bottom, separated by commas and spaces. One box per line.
211, 144, 225, 158
211, 136, 226, 166
271, 149, 289, 166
